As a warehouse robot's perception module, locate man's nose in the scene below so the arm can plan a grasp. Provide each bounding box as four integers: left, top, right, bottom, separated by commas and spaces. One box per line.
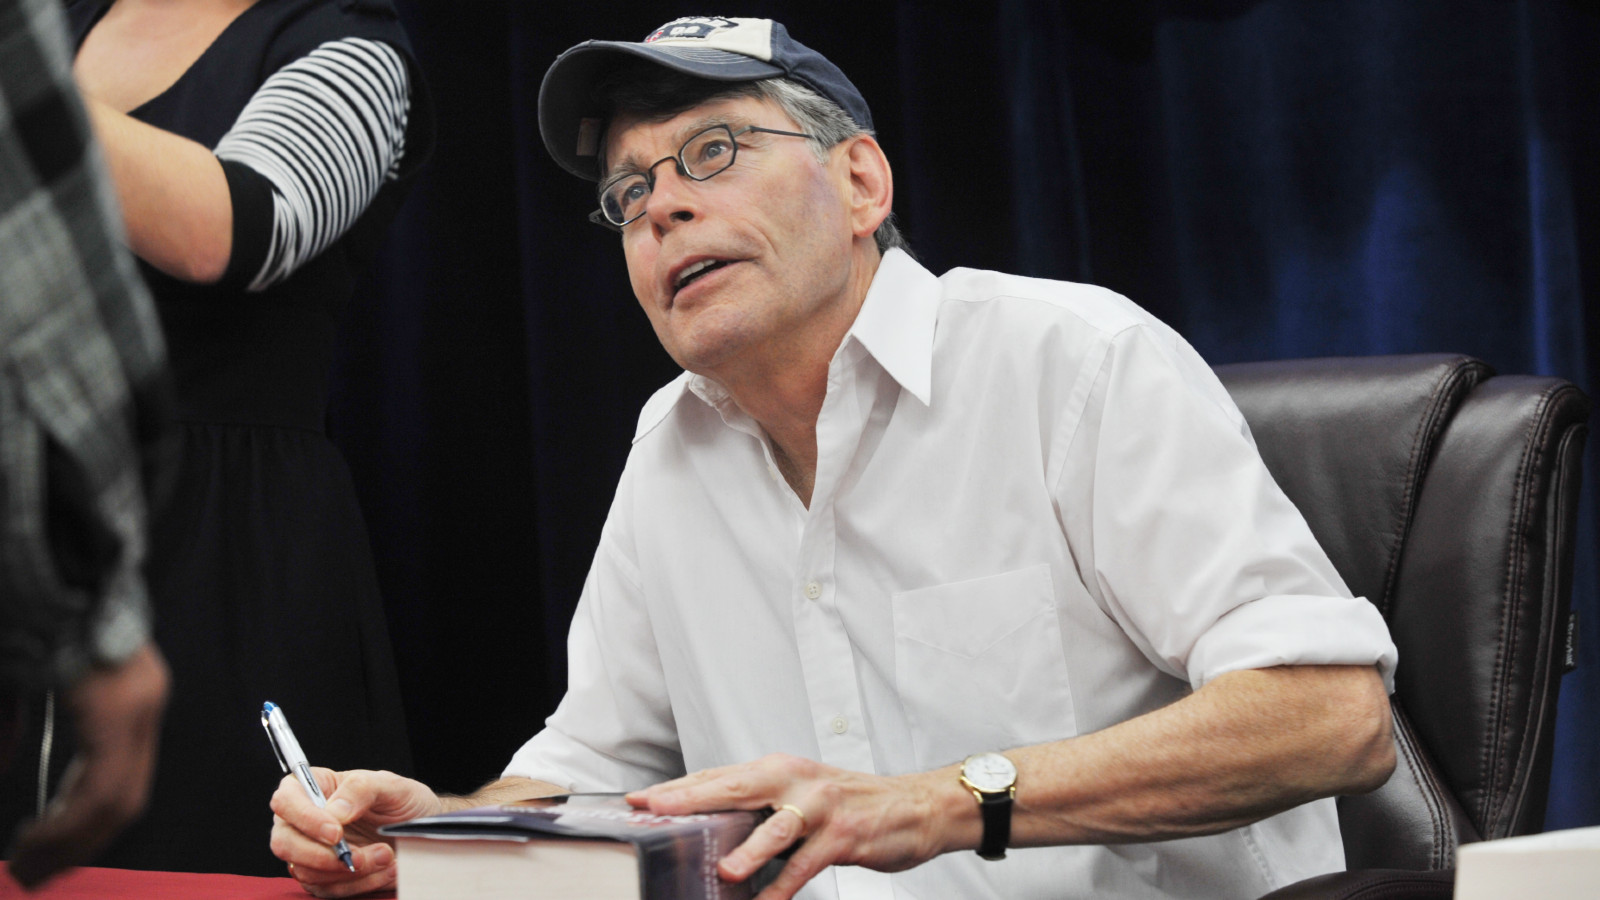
644, 160, 699, 227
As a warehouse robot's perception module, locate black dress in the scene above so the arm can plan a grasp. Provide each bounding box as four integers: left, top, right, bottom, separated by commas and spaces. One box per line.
59, 0, 433, 875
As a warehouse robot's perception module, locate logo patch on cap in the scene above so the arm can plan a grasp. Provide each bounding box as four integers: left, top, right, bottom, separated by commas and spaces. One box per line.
641, 17, 775, 62
644, 17, 736, 42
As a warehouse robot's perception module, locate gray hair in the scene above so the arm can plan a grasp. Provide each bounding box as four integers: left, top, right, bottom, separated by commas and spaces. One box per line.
596, 68, 911, 257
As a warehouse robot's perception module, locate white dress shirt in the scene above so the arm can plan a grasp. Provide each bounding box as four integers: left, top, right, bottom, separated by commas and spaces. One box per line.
505, 249, 1398, 899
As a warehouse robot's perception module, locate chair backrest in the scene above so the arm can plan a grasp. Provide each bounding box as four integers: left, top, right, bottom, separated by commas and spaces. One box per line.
1215, 354, 1590, 871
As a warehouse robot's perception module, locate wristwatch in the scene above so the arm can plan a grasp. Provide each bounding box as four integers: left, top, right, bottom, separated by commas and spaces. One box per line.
959, 752, 1017, 860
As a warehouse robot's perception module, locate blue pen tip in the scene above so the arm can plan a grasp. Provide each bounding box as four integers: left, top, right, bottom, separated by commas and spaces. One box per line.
263, 701, 277, 713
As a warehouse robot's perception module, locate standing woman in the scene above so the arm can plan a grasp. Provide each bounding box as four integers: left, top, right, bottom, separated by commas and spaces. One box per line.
60, 0, 431, 874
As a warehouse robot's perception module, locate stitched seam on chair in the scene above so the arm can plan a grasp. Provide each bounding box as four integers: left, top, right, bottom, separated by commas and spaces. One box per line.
1483, 386, 1554, 836
1498, 388, 1581, 835
1397, 714, 1437, 866
1507, 417, 1588, 822
1338, 873, 1457, 900
1499, 435, 1562, 835
1378, 368, 1448, 617
1394, 708, 1451, 869
1378, 358, 1488, 616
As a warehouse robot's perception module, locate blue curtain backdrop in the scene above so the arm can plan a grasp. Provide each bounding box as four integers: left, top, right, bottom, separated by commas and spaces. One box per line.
328, 1, 1599, 827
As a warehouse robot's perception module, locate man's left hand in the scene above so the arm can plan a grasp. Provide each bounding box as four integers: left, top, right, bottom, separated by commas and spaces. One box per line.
626, 753, 963, 900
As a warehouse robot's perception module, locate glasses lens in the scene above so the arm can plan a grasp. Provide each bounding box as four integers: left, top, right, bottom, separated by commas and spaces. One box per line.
680, 126, 738, 180
601, 175, 650, 226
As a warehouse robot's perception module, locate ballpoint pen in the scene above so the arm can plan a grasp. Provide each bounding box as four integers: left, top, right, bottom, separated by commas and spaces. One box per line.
261, 701, 356, 872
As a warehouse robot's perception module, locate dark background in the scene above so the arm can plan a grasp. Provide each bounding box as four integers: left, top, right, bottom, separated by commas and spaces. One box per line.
328, 1, 1599, 830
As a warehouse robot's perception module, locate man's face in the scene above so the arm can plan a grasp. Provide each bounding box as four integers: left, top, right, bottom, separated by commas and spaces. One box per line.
603, 96, 858, 381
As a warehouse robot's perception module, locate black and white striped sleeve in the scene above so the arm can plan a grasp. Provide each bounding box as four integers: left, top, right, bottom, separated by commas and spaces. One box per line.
213, 37, 410, 292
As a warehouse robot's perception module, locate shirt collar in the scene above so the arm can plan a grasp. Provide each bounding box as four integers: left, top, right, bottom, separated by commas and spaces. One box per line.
843, 247, 937, 407
633, 247, 940, 442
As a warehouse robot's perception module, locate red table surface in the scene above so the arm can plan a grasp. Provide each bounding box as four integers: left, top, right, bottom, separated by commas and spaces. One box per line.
0, 862, 396, 899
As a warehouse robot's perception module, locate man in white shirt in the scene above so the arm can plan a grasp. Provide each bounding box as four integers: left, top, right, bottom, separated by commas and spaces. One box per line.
269, 17, 1398, 900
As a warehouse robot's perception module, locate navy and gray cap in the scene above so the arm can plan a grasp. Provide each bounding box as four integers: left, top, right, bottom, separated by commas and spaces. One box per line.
539, 16, 874, 182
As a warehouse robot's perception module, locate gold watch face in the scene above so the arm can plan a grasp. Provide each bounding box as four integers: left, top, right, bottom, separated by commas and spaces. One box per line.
962, 752, 1017, 793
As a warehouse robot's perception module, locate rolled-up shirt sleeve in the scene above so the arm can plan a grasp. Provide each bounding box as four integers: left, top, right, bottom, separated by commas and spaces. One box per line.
502, 470, 684, 790
1060, 323, 1397, 692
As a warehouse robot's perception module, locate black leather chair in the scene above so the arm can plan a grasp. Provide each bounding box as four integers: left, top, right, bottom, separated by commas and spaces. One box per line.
1210, 354, 1590, 900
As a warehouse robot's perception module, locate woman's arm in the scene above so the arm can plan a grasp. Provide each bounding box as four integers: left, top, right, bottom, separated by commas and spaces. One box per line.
80, 37, 411, 287
82, 96, 233, 283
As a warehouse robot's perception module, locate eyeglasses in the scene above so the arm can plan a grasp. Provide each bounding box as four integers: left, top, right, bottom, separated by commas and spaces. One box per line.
589, 124, 816, 231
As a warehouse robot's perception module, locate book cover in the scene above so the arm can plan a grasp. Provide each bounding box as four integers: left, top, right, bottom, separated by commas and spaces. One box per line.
1453, 825, 1600, 900
380, 793, 774, 900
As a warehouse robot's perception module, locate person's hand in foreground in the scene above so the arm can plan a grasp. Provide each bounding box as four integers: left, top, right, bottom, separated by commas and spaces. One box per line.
6, 642, 169, 889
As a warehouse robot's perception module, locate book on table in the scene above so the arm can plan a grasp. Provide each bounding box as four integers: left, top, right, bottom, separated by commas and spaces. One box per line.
1453, 824, 1600, 899
379, 793, 776, 899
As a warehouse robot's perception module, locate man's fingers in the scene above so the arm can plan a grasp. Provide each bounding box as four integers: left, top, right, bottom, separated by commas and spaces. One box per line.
638, 755, 813, 814
272, 767, 392, 840
290, 847, 397, 899
273, 818, 397, 897
288, 840, 394, 884
753, 842, 836, 900
271, 772, 343, 843
268, 766, 442, 898
300, 867, 397, 900
626, 765, 735, 806
270, 814, 355, 873
717, 806, 807, 883
652, 776, 772, 814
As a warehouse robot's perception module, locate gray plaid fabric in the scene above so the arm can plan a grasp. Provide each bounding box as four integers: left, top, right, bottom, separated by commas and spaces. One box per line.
0, 0, 168, 688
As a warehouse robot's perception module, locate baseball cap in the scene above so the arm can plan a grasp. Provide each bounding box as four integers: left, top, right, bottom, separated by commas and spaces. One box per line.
538, 16, 874, 181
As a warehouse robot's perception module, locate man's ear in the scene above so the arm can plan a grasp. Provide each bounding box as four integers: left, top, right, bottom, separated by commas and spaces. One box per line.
842, 134, 894, 240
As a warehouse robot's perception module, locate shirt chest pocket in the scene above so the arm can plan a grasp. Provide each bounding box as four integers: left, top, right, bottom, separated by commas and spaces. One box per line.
892, 563, 1078, 771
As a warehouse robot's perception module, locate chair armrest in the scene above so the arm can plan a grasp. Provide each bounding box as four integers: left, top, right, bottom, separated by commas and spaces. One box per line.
1257, 868, 1455, 900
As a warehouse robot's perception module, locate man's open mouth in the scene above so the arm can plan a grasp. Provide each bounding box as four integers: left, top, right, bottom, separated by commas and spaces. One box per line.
675, 259, 733, 291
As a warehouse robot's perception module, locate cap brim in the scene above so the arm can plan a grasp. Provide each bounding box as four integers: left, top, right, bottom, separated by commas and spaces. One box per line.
539, 40, 785, 181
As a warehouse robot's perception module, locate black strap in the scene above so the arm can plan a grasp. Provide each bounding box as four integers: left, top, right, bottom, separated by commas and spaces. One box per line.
976, 792, 1013, 860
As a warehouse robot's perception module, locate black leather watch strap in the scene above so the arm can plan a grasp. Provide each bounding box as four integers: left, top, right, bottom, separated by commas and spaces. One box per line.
975, 791, 1013, 860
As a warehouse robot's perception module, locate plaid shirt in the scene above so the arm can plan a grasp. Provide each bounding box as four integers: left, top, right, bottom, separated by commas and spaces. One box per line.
0, 0, 169, 689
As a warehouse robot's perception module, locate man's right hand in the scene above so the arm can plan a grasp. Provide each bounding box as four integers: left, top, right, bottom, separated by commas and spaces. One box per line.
269, 768, 441, 898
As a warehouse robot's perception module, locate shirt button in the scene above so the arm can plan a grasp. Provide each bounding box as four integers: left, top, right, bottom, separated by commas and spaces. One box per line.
804, 581, 822, 600
830, 715, 848, 734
